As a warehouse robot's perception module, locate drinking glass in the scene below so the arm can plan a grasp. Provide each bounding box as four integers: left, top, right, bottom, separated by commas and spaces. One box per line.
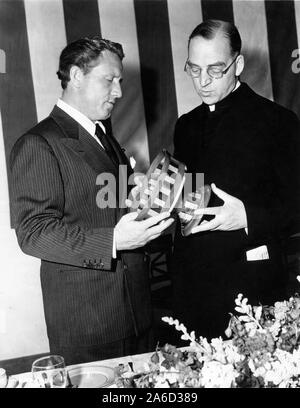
31, 355, 67, 388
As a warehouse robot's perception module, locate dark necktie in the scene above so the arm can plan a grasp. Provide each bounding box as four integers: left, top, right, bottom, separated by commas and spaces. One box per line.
95, 123, 119, 166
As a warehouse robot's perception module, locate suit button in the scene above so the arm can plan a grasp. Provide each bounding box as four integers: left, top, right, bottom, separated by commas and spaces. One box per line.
123, 263, 128, 270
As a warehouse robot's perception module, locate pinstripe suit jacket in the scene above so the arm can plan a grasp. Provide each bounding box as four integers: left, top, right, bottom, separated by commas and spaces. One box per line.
10, 106, 152, 347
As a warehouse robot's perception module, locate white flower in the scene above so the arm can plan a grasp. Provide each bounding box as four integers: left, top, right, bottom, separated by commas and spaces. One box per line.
200, 361, 238, 388
268, 320, 281, 337
153, 377, 170, 388
223, 343, 245, 365
274, 301, 289, 321
250, 348, 300, 387
254, 306, 262, 321
160, 367, 179, 384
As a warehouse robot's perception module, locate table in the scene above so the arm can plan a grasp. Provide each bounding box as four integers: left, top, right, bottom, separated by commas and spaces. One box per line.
9, 350, 171, 388
9, 346, 192, 388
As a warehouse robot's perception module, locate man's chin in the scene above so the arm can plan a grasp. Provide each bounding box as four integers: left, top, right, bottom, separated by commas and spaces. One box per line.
99, 111, 112, 120
201, 94, 218, 105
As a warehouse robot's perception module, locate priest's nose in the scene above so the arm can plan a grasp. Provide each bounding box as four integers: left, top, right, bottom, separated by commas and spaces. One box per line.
198, 70, 213, 87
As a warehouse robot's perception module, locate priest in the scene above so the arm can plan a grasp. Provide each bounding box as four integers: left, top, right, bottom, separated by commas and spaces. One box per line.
171, 19, 300, 340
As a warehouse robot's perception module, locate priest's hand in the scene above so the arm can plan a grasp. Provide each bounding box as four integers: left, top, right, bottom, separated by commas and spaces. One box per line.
191, 183, 247, 234
115, 211, 174, 250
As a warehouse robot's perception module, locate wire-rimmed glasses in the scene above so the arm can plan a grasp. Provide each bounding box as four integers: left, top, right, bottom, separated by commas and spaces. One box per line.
184, 54, 239, 79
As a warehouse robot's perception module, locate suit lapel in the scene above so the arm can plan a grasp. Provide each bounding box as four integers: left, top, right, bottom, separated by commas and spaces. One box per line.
50, 106, 118, 176
49, 106, 133, 215
77, 126, 118, 175
108, 131, 132, 169
101, 119, 132, 169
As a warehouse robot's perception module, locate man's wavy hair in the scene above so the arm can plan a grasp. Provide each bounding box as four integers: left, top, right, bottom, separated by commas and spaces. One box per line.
57, 36, 124, 89
189, 19, 242, 56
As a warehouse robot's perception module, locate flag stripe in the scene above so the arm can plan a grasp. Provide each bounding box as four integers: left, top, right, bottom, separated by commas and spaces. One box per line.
134, 0, 178, 161
265, 0, 300, 117
295, 0, 300, 47
167, 0, 203, 117
24, 0, 67, 122
232, 0, 273, 101
97, 0, 150, 171
0, 0, 37, 158
62, 0, 102, 42
201, 0, 234, 22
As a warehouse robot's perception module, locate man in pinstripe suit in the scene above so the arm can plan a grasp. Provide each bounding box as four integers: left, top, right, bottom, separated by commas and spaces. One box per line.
9, 37, 173, 365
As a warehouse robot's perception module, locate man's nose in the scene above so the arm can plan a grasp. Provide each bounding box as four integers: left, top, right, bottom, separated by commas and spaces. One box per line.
199, 69, 212, 87
112, 81, 122, 99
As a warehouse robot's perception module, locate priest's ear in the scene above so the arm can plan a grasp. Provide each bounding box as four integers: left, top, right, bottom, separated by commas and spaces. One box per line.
235, 55, 244, 77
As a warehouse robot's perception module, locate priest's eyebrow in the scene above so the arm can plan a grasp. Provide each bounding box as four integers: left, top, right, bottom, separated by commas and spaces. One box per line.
188, 60, 226, 68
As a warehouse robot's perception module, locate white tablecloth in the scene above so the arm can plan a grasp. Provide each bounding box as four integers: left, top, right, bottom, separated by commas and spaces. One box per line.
9, 350, 163, 388
9, 346, 192, 388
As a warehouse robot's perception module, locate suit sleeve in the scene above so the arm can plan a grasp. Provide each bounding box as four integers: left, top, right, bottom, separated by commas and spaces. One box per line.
10, 133, 115, 270
244, 110, 300, 245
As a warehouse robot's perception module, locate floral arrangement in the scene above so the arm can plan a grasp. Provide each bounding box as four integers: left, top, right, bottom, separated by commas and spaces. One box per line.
115, 277, 300, 388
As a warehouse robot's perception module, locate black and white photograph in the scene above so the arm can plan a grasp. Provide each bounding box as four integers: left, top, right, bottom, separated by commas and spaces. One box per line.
0, 0, 300, 393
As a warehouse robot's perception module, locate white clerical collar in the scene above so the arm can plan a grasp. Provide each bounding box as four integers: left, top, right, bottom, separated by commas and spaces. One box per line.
208, 80, 241, 112
56, 99, 106, 136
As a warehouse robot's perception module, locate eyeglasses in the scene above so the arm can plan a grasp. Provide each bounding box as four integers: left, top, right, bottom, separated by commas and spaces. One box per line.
184, 54, 239, 79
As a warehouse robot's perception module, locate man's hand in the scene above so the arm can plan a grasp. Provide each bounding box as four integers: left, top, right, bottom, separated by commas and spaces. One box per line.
115, 211, 174, 251
191, 183, 247, 234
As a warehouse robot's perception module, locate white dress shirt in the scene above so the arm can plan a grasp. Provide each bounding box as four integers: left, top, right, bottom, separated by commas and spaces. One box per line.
57, 98, 106, 148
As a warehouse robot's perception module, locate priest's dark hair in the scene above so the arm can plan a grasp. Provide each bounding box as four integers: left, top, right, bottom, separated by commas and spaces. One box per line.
189, 19, 242, 56
57, 36, 125, 89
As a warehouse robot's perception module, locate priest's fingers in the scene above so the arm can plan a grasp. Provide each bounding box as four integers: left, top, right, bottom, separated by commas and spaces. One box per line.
191, 218, 220, 234
194, 206, 222, 216
211, 183, 233, 201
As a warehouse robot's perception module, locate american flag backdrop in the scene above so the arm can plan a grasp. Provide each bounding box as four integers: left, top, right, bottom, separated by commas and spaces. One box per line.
0, 0, 300, 359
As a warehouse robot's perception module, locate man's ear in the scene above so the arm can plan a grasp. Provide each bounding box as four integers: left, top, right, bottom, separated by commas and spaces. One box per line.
235, 54, 244, 77
69, 65, 84, 88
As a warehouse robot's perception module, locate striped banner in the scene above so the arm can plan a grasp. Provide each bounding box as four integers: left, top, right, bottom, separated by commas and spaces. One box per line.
1, 0, 300, 178
1, 0, 300, 359
265, 0, 299, 112
134, 0, 178, 161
